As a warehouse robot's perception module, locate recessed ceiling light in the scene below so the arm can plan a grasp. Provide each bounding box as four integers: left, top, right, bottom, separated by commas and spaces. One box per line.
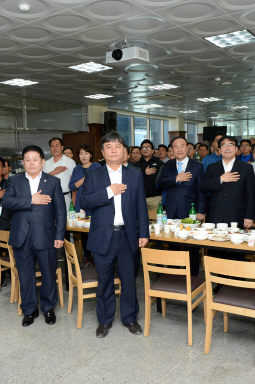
137, 104, 162, 109
179, 110, 198, 114
197, 97, 223, 103
231, 105, 248, 110
69, 62, 112, 73
0, 78, 38, 87
84, 94, 113, 99
149, 83, 180, 90
222, 81, 232, 85
18, 1, 31, 12
205, 30, 255, 48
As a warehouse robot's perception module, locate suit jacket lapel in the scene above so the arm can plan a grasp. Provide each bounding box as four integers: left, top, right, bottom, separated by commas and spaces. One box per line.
21, 173, 33, 196
121, 165, 128, 211
37, 171, 49, 193
231, 159, 239, 173
103, 165, 115, 210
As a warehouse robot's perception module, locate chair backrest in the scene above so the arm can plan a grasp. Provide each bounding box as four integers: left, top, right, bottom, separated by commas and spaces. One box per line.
148, 210, 157, 221
0, 230, 9, 250
141, 248, 191, 293
204, 256, 255, 301
64, 239, 82, 287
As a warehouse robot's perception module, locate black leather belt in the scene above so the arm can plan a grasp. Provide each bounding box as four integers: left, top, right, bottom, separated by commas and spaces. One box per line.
112, 225, 125, 231
63, 191, 70, 195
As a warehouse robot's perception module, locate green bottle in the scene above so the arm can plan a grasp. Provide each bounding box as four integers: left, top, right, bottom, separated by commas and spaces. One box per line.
156, 203, 163, 224
189, 203, 197, 221
69, 201, 75, 219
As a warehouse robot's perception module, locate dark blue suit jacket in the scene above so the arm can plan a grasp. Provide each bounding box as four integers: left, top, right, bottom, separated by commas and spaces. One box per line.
80, 165, 149, 255
157, 158, 206, 219
2, 172, 66, 249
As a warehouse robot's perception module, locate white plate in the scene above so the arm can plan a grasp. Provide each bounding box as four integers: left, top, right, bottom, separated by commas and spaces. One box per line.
208, 235, 228, 242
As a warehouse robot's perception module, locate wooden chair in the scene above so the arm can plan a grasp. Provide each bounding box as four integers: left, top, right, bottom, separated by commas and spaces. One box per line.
142, 247, 206, 346
204, 256, 255, 354
64, 239, 121, 328
0, 230, 19, 303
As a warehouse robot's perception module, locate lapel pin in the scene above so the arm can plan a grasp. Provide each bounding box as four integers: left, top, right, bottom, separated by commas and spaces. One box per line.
44, 179, 47, 182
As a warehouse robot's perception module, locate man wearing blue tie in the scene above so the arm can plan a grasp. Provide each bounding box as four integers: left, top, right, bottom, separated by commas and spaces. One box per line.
80, 132, 149, 338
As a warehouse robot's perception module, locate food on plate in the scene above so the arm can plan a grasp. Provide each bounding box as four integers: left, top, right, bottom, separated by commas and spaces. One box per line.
181, 218, 200, 224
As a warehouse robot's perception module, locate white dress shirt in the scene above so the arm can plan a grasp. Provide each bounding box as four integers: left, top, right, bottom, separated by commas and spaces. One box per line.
222, 158, 235, 173
25, 171, 42, 196
106, 165, 124, 226
176, 156, 189, 172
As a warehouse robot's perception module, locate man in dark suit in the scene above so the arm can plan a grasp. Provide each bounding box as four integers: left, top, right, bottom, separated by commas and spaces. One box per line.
2, 145, 66, 326
201, 135, 255, 228
158, 137, 206, 276
80, 132, 149, 338
158, 137, 205, 221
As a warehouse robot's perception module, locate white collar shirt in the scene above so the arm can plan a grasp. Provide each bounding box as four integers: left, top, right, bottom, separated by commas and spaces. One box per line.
106, 165, 124, 226
43, 154, 75, 193
222, 158, 235, 173
25, 171, 42, 196
176, 156, 189, 172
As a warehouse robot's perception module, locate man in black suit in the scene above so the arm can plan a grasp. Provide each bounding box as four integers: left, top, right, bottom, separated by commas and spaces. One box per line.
158, 137, 206, 276
201, 135, 255, 228
80, 132, 149, 338
2, 145, 66, 326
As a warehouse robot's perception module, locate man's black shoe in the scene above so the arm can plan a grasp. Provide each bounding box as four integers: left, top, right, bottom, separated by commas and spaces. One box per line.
22, 307, 39, 327
44, 309, 56, 325
96, 323, 112, 338
125, 321, 142, 335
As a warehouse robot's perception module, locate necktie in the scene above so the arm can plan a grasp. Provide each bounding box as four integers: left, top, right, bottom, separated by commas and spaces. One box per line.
177, 161, 183, 174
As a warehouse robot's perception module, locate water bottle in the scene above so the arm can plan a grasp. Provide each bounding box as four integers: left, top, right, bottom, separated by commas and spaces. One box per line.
162, 210, 167, 225
156, 203, 163, 224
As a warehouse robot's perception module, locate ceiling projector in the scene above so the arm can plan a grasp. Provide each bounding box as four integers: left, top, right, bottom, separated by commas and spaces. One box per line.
106, 46, 149, 64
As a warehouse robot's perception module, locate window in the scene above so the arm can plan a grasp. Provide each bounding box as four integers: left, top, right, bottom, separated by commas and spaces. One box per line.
186, 123, 198, 144
163, 120, 169, 145
150, 119, 161, 147
117, 115, 131, 146
134, 117, 147, 146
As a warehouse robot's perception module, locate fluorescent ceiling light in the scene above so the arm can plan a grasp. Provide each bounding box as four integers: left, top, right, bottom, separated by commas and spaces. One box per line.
138, 104, 162, 109
197, 97, 223, 103
231, 105, 248, 110
84, 94, 113, 99
205, 30, 255, 48
149, 83, 180, 90
0, 78, 38, 87
69, 62, 112, 73
179, 110, 198, 114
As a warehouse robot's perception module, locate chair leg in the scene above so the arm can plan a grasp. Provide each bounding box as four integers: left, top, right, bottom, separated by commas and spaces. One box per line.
14, 277, 19, 303
187, 300, 193, 346
67, 279, 74, 313
17, 285, 22, 316
77, 289, 84, 329
57, 269, 64, 307
161, 298, 166, 318
204, 308, 213, 354
10, 269, 16, 303
203, 289, 207, 325
223, 312, 228, 333
144, 295, 151, 337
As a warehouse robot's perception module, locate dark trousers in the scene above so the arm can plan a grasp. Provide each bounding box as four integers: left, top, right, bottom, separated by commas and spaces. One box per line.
13, 233, 57, 315
93, 229, 139, 326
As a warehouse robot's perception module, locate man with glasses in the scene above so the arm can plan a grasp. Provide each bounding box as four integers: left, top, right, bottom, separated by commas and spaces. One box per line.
134, 139, 163, 210
201, 136, 255, 228
202, 134, 224, 172
237, 139, 253, 163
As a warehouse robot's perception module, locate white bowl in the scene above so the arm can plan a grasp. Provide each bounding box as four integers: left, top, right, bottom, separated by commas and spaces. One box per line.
178, 230, 189, 239
75, 220, 84, 228
202, 223, 215, 230
193, 232, 208, 241
217, 223, 228, 230
182, 222, 200, 229
230, 234, 243, 244
83, 221, 90, 228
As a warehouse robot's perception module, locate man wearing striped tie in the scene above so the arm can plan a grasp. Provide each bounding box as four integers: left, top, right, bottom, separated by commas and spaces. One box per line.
158, 137, 206, 275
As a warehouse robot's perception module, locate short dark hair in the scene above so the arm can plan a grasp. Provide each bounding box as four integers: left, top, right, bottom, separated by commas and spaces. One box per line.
218, 136, 238, 147
63, 146, 73, 153
49, 137, 63, 146
124, 144, 130, 155
78, 144, 94, 159
170, 136, 187, 148
22, 145, 45, 159
187, 142, 195, 149
0, 157, 5, 167
158, 144, 167, 151
101, 132, 125, 149
240, 139, 251, 147
140, 139, 154, 150
131, 146, 140, 153
199, 144, 209, 150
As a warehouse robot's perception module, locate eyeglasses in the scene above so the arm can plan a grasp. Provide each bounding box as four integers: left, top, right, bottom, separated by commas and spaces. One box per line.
220, 143, 236, 148
240, 143, 251, 147
141, 146, 152, 150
